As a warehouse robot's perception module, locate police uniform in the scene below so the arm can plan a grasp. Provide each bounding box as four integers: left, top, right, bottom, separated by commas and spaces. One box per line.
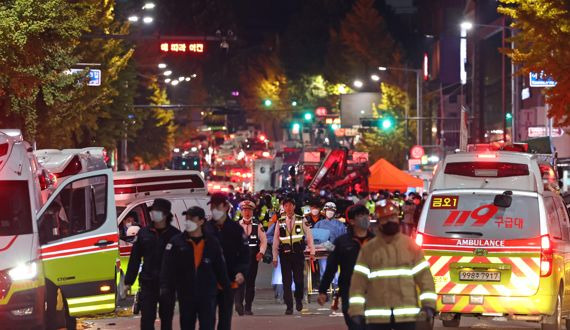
234, 201, 267, 315
272, 212, 315, 314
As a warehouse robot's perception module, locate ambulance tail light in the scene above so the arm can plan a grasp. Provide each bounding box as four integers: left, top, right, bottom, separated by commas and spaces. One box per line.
444, 162, 529, 178
540, 235, 553, 277
0, 143, 8, 157
415, 232, 424, 247
54, 155, 82, 178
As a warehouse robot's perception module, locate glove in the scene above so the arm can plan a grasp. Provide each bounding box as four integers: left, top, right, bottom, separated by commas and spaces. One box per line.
420, 307, 435, 321
351, 315, 365, 326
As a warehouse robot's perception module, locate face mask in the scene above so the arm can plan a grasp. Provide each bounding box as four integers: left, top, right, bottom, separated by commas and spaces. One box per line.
380, 221, 400, 236
211, 209, 226, 221
311, 209, 320, 216
150, 210, 164, 222
185, 220, 198, 232
354, 216, 370, 230
125, 222, 133, 228
325, 210, 335, 219
320, 190, 326, 197
378, 199, 387, 207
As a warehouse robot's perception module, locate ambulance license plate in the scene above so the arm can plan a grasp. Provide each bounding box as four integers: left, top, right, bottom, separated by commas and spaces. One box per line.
459, 271, 500, 282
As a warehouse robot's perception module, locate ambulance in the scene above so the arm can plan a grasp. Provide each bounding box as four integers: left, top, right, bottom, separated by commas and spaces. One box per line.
0, 130, 118, 329
34, 147, 107, 184
113, 170, 210, 297
416, 144, 570, 329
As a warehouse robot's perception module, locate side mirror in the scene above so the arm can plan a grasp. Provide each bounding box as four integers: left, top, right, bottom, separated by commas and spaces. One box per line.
494, 191, 513, 208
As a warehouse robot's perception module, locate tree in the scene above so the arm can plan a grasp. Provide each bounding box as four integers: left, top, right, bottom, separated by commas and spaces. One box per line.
499, 0, 570, 126
357, 83, 413, 168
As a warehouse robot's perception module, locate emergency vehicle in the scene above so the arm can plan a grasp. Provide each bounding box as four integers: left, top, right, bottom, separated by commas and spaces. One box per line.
113, 170, 210, 296
34, 147, 107, 184
0, 130, 118, 329
416, 144, 570, 329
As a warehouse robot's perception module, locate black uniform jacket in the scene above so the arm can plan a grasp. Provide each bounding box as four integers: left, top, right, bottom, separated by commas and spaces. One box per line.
125, 224, 180, 285
204, 219, 250, 279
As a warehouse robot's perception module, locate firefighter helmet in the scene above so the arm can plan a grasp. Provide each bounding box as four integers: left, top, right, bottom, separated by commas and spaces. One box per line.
323, 202, 337, 211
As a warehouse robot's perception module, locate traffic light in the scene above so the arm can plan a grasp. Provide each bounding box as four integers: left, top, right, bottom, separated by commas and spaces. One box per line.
380, 117, 394, 130
291, 122, 301, 135
263, 99, 272, 107
331, 124, 340, 131
304, 112, 313, 121
506, 113, 512, 120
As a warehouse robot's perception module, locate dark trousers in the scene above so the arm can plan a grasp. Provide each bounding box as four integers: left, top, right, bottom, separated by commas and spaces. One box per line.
341, 294, 365, 330
235, 250, 259, 311
216, 288, 236, 330
366, 322, 416, 330
140, 280, 175, 330
179, 297, 216, 330
280, 252, 305, 310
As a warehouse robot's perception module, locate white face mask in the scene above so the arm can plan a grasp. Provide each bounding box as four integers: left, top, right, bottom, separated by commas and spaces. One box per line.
150, 210, 164, 222
378, 200, 387, 207
211, 209, 226, 221
185, 220, 198, 232
325, 210, 335, 219
311, 209, 320, 216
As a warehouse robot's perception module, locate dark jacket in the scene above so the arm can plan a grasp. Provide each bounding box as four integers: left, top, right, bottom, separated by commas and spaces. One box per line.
318, 229, 375, 298
160, 232, 230, 299
125, 224, 180, 285
204, 219, 250, 279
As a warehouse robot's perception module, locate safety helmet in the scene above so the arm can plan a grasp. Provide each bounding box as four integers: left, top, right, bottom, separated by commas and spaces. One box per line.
376, 204, 399, 219
239, 199, 256, 210
323, 202, 337, 211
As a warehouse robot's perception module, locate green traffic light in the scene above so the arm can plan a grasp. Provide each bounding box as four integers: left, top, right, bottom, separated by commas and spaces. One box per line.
506, 113, 512, 120
331, 124, 340, 130
304, 112, 313, 121
381, 118, 393, 130
264, 99, 272, 107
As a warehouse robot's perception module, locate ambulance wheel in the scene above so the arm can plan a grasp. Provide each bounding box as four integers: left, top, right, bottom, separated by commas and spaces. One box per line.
44, 281, 65, 330
63, 298, 77, 330
542, 291, 562, 330
442, 314, 461, 327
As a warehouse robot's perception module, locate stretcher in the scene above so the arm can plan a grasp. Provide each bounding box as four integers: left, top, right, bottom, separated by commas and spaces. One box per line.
304, 246, 330, 303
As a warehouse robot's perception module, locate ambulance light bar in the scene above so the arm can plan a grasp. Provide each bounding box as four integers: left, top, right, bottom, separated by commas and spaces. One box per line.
444, 162, 529, 178
53, 155, 82, 178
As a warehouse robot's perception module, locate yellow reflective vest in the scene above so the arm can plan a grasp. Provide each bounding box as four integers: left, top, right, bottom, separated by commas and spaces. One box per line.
277, 215, 305, 254
348, 233, 436, 324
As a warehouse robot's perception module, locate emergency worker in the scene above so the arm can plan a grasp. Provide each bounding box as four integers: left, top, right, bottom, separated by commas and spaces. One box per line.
272, 196, 316, 314
235, 199, 268, 315
314, 202, 347, 289
125, 198, 180, 330
348, 203, 436, 330
205, 192, 250, 330
160, 206, 230, 330
318, 204, 374, 330
305, 199, 324, 228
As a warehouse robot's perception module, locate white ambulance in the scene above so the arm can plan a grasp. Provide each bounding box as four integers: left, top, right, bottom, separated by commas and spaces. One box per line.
417, 145, 570, 329
0, 130, 119, 329
113, 170, 210, 297
34, 147, 107, 183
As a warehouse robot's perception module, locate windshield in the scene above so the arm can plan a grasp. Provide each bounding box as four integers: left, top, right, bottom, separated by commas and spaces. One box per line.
0, 181, 32, 236
424, 192, 540, 240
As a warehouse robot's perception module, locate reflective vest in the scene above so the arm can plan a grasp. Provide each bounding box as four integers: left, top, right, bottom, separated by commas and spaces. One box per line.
278, 215, 305, 254
365, 200, 376, 215
245, 221, 260, 249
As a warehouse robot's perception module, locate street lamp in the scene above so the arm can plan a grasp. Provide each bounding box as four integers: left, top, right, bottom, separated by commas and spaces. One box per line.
163, 70, 172, 76
171, 80, 179, 86
370, 74, 380, 82
142, 2, 156, 10
164, 78, 171, 83
158, 63, 167, 69
460, 21, 473, 31
353, 80, 363, 88
378, 66, 388, 71
178, 76, 185, 82
142, 16, 153, 24
128, 15, 139, 22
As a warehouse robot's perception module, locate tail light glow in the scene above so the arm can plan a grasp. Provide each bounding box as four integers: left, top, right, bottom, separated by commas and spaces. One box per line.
415, 232, 424, 247
540, 235, 553, 277
0, 143, 8, 157
54, 155, 82, 178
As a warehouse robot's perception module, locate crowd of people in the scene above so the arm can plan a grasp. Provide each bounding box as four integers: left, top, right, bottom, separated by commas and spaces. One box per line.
123, 187, 435, 330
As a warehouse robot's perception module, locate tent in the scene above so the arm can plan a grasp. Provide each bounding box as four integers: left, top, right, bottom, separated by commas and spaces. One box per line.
368, 158, 424, 192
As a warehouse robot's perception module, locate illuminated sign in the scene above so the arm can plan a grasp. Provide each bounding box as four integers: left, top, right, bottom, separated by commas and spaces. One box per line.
529, 71, 556, 87
315, 107, 327, 117
160, 42, 205, 53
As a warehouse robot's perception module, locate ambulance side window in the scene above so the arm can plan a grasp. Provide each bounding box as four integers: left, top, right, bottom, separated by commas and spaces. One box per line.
39, 175, 107, 244
545, 197, 563, 240
553, 197, 570, 241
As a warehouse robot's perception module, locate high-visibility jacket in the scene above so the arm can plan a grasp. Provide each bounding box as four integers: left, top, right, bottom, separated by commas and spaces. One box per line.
348, 233, 436, 324
277, 215, 305, 253
365, 200, 376, 215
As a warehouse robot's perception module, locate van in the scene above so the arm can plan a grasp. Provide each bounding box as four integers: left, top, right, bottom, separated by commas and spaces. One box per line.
0, 130, 118, 329
416, 147, 570, 329
34, 147, 107, 184
113, 170, 210, 297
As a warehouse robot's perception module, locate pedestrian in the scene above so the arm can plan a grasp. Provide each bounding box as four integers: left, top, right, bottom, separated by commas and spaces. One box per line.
272, 195, 316, 315
161, 206, 230, 330
317, 204, 374, 330
348, 203, 436, 330
205, 192, 250, 330
234, 199, 267, 316
314, 202, 347, 290
124, 198, 180, 330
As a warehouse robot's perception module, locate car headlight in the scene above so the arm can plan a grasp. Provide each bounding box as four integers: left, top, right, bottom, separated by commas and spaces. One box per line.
8, 262, 37, 281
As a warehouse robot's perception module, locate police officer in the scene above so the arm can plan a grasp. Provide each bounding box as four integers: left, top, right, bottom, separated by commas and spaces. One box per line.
205, 192, 250, 330
234, 199, 267, 315
272, 196, 315, 315
317, 204, 374, 330
348, 203, 436, 330
125, 198, 180, 330
161, 206, 230, 330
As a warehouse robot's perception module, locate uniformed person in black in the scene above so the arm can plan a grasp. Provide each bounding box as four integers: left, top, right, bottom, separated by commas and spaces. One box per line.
161, 206, 230, 330
125, 198, 180, 330
234, 199, 268, 316
205, 192, 250, 330
317, 204, 374, 330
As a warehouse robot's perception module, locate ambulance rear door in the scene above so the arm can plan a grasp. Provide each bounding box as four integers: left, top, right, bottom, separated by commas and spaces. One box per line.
37, 169, 118, 316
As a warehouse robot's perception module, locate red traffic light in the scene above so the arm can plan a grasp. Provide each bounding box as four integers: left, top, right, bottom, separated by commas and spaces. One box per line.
160, 42, 205, 53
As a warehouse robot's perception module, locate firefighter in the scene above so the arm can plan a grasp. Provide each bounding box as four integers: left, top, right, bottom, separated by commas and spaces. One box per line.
235, 199, 268, 316
125, 198, 180, 330
318, 204, 375, 330
348, 203, 436, 330
272, 196, 316, 315
314, 202, 347, 289
160, 206, 230, 330
204, 192, 250, 330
